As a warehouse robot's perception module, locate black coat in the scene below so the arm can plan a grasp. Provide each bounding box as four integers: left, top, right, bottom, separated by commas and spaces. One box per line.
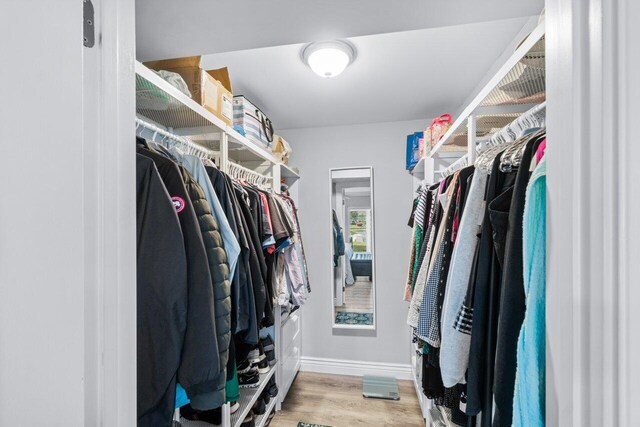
181, 168, 231, 408
136, 154, 188, 427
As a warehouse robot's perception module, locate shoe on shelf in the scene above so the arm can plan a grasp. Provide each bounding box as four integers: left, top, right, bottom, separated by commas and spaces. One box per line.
237, 358, 258, 375
266, 376, 278, 398
252, 396, 266, 415
239, 371, 260, 389
265, 349, 277, 367
260, 336, 275, 352
179, 404, 221, 426
229, 401, 240, 414
247, 347, 261, 364
264, 411, 275, 427
240, 411, 256, 427
260, 389, 271, 405
253, 355, 270, 374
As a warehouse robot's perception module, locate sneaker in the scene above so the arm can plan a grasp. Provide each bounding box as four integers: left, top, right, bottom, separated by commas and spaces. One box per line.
260, 336, 275, 352
229, 401, 240, 414
265, 349, 277, 367
266, 376, 278, 398
253, 356, 270, 374
240, 411, 256, 427
237, 359, 258, 375
179, 404, 221, 426
260, 389, 271, 405
247, 348, 260, 364
239, 371, 260, 389
252, 397, 266, 415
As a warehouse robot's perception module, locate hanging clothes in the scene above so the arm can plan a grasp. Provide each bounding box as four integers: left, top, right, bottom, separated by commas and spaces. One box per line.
512, 156, 546, 427
136, 154, 219, 427
403, 124, 547, 427
439, 170, 488, 387
493, 133, 545, 426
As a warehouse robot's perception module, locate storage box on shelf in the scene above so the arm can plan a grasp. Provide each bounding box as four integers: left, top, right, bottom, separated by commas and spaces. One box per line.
233, 95, 274, 150
144, 56, 233, 126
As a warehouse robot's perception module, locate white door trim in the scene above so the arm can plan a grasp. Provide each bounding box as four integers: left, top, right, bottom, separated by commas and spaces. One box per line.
547, 0, 638, 425
83, 0, 137, 425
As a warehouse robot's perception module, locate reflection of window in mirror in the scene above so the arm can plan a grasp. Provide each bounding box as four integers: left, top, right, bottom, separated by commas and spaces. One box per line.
330, 167, 376, 330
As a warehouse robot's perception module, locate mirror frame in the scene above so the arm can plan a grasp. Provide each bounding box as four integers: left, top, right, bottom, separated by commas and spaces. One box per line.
329, 166, 377, 331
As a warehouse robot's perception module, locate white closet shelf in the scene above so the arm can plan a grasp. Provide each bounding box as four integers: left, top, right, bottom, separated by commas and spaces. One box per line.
410, 158, 426, 179
136, 61, 227, 134
231, 366, 277, 427
429, 19, 545, 157
135, 61, 279, 166
226, 127, 279, 165
280, 164, 300, 184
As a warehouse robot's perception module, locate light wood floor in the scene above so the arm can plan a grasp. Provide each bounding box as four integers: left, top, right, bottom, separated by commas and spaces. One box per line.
335, 279, 373, 314
270, 372, 425, 427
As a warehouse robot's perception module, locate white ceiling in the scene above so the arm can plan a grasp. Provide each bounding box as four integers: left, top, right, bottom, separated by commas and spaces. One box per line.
135, 1, 543, 130
136, 0, 543, 60
199, 17, 535, 130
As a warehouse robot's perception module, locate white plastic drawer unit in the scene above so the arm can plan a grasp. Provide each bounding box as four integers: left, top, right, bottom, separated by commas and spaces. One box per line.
282, 311, 301, 349
280, 311, 302, 401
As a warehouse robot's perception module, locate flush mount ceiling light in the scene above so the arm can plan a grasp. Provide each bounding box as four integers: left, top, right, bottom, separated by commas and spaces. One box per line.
301, 40, 356, 78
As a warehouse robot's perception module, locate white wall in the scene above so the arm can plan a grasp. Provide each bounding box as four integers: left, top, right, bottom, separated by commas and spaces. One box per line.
281, 119, 425, 366
0, 3, 85, 425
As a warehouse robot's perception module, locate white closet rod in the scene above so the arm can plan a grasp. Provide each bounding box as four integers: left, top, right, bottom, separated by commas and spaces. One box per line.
136, 117, 219, 160
440, 102, 546, 177
227, 161, 272, 188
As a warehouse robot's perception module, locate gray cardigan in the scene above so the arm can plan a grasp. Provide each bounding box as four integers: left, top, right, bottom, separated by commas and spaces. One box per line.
439, 170, 488, 388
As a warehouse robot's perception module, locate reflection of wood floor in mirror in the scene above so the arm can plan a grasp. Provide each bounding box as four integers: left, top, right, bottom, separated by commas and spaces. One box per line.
271, 372, 425, 427
336, 279, 373, 313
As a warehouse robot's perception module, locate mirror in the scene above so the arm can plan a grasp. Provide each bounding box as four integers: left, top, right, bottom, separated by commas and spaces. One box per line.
330, 167, 376, 329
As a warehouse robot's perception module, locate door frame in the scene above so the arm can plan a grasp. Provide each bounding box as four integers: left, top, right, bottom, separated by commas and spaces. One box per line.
84, 0, 137, 425
546, 0, 639, 425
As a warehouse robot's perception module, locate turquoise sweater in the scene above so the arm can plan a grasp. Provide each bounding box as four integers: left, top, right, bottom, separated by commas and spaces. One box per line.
513, 157, 546, 426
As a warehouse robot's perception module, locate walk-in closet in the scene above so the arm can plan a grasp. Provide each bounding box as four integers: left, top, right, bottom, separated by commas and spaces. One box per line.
2, 1, 640, 426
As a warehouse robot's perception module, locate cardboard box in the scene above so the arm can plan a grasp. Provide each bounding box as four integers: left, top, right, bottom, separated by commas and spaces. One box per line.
144, 56, 233, 125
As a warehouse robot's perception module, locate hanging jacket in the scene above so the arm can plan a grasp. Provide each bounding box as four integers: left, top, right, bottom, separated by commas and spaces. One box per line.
206, 166, 251, 336
332, 209, 345, 267
135, 156, 186, 426
234, 184, 268, 330
181, 168, 232, 409
136, 150, 221, 423
171, 151, 241, 284
224, 174, 259, 344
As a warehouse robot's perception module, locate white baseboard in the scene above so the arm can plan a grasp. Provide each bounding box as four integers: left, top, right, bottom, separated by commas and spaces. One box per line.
300, 356, 412, 380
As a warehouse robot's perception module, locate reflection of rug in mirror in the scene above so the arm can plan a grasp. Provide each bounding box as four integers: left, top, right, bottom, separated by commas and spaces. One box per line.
335, 311, 373, 325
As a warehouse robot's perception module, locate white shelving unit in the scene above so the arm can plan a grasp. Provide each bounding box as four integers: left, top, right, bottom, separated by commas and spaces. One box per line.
230, 367, 277, 427
410, 19, 546, 185
407, 19, 546, 427
136, 59, 303, 427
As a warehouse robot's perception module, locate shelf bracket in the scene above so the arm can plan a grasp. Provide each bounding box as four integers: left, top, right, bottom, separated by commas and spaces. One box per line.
467, 114, 477, 165
83, 0, 95, 48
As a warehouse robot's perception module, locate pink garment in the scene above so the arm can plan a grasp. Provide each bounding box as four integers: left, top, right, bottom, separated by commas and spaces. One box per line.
535, 138, 547, 163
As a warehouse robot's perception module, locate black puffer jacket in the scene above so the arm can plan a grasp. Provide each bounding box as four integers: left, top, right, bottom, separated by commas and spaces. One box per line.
181, 167, 232, 408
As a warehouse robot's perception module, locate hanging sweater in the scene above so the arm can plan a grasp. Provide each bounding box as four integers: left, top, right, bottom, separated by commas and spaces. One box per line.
439, 170, 488, 387
512, 157, 546, 427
